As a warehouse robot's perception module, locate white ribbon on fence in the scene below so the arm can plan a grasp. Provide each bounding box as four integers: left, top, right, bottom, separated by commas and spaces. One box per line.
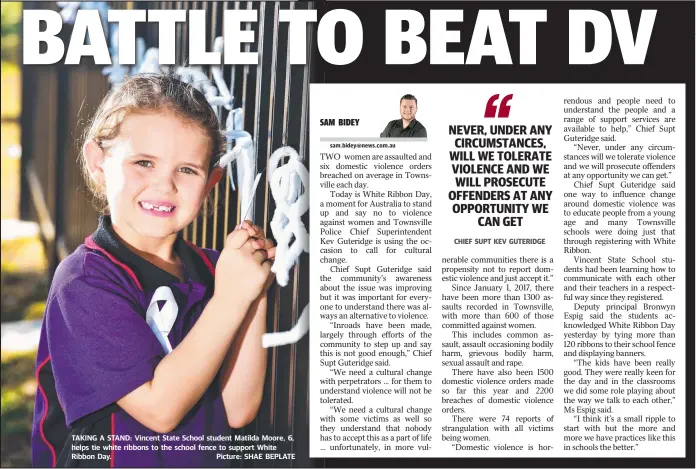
267, 147, 309, 287
262, 304, 309, 348
208, 37, 234, 110
218, 107, 260, 224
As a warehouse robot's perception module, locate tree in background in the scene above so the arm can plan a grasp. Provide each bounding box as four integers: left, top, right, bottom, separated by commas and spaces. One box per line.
1, 2, 21, 64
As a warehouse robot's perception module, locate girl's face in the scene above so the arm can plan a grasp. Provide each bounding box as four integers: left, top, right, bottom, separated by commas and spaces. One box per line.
87, 110, 220, 245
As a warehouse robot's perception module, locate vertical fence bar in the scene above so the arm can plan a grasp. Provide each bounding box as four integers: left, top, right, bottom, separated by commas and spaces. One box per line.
209, 0, 220, 249
300, 1, 315, 441
276, 1, 298, 433
251, 2, 265, 226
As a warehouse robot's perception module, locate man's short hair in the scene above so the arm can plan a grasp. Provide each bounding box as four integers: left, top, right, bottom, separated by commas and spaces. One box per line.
400, 94, 417, 105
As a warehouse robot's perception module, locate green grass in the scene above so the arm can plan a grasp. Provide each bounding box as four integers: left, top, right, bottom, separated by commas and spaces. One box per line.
1, 351, 36, 468
0, 271, 49, 323
0, 267, 47, 468
1, 8, 35, 466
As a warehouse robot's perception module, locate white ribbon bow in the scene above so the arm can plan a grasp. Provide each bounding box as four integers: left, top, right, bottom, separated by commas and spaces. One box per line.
145, 286, 179, 354
262, 304, 309, 348
218, 110, 259, 223
268, 147, 309, 287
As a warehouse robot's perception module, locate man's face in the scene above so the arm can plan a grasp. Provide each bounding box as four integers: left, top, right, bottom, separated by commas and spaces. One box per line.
400, 99, 417, 122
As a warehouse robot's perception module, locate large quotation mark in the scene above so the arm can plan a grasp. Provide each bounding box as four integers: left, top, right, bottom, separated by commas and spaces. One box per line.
484, 94, 514, 118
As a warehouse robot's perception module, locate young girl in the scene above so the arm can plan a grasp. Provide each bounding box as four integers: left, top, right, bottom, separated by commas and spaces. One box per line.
31, 74, 275, 467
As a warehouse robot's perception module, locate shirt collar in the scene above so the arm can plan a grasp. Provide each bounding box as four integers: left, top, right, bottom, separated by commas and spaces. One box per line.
89, 215, 213, 291
402, 118, 417, 129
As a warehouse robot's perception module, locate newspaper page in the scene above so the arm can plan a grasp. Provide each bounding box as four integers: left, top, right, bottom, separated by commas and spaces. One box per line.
308, 1, 694, 466
0, 1, 692, 469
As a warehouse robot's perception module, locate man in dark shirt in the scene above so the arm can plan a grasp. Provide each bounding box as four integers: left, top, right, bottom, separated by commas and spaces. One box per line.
380, 94, 427, 138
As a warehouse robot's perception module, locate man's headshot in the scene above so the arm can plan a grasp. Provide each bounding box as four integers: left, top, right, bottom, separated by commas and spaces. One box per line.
380, 94, 427, 138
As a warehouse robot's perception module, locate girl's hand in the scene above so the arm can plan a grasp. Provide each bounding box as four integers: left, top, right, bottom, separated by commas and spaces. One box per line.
214, 221, 274, 309
237, 220, 276, 294
238, 221, 276, 261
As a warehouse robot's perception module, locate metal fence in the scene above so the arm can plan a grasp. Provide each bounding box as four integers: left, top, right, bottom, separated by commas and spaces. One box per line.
20, 2, 312, 466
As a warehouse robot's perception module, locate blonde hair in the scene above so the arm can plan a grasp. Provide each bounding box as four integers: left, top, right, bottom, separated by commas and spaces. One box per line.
81, 74, 225, 213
